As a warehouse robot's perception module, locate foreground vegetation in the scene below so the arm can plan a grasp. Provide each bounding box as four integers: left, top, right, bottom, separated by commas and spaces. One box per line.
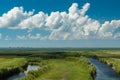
0, 56, 96, 80
19, 57, 95, 80
0, 48, 119, 80
0, 58, 27, 79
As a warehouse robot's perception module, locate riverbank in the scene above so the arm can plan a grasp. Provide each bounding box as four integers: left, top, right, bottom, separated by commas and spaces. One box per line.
8, 65, 40, 80
89, 58, 120, 80
0, 58, 27, 79
98, 58, 120, 74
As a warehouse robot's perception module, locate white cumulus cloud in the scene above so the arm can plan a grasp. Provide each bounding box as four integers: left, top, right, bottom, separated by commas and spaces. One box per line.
99, 20, 120, 38
19, 12, 48, 29
0, 7, 34, 29
0, 3, 120, 40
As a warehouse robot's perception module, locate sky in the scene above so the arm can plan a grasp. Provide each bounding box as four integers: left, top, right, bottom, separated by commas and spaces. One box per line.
0, 0, 120, 48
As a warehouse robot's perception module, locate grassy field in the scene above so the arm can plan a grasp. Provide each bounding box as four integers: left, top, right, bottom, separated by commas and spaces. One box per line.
19, 57, 95, 80
0, 48, 120, 80
36, 57, 95, 80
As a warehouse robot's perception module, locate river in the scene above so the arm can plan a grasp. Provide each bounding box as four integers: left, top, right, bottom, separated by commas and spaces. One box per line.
89, 58, 120, 80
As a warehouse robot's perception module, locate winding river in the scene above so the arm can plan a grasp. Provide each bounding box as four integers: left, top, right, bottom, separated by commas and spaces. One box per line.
89, 58, 120, 80
8, 65, 40, 80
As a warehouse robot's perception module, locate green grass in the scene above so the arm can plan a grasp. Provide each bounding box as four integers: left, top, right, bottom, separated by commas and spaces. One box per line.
35, 57, 94, 80
19, 57, 95, 80
0, 58, 27, 69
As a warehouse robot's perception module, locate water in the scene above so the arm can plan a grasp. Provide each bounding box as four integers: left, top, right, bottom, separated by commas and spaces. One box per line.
89, 58, 120, 80
8, 65, 40, 80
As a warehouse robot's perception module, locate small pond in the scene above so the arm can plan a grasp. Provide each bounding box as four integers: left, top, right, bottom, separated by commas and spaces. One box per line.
8, 65, 40, 80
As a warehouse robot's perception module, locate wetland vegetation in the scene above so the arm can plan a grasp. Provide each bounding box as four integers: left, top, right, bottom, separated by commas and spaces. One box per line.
0, 48, 119, 80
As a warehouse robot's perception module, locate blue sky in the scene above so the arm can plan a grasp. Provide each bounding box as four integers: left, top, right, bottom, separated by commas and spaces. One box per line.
0, 0, 120, 48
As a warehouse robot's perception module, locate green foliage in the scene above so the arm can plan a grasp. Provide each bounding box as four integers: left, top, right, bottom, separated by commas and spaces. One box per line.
27, 57, 42, 62
26, 57, 42, 65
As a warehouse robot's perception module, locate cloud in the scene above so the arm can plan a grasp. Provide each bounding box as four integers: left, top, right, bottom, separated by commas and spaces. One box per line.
0, 7, 34, 29
0, 3, 120, 40
47, 3, 100, 40
5, 35, 11, 40
99, 20, 120, 38
17, 35, 27, 40
19, 12, 48, 29
80, 3, 90, 16
17, 33, 47, 40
